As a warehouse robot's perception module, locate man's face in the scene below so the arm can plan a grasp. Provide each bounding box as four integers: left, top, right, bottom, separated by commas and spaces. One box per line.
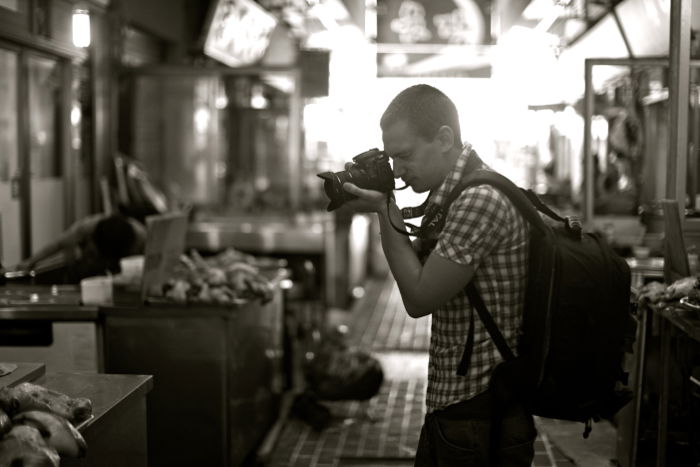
382, 119, 444, 194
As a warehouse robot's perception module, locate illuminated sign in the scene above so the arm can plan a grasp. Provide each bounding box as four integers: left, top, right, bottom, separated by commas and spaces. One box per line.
377, 0, 488, 46
376, 0, 491, 77
203, 0, 278, 67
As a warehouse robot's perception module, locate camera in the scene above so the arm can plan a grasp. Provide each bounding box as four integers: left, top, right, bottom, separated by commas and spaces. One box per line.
317, 148, 395, 211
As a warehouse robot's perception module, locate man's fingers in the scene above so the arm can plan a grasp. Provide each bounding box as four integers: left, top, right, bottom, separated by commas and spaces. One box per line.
343, 183, 377, 197
343, 182, 360, 195
344, 162, 354, 171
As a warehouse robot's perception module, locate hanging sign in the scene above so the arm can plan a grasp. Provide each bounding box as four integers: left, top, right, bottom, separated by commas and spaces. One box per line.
203, 0, 279, 67
376, 0, 491, 77
377, 0, 488, 46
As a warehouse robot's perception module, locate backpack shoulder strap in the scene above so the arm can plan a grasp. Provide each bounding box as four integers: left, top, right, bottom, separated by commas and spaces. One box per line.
459, 170, 586, 240
457, 170, 550, 235
454, 170, 551, 375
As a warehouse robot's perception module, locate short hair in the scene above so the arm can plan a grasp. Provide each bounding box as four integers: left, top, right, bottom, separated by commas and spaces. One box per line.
92, 214, 137, 260
380, 84, 462, 147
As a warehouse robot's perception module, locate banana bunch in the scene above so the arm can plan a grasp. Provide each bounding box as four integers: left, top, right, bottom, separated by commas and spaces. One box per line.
0, 383, 91, 466
162, 249, 274, 305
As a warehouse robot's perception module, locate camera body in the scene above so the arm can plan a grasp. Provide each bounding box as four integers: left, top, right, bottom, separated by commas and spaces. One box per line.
317, 148, 395, 211
348, 148, 395, 193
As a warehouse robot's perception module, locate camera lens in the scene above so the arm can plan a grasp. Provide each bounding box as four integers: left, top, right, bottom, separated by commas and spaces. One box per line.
317, 171, 355, 211
317, 148, 393, 211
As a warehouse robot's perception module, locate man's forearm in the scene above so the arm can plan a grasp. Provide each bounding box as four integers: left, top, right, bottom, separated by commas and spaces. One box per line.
376, 202, 425, 315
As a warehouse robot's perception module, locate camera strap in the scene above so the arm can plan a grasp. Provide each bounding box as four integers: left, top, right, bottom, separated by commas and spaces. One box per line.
386, 148, 486, 240
386, 190, 448, 239
400, 197, 431, 220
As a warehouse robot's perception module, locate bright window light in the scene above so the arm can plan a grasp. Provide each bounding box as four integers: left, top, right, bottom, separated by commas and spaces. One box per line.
250, 84, 268, 109
72, 9, 91, 48
70, 105, 82, 125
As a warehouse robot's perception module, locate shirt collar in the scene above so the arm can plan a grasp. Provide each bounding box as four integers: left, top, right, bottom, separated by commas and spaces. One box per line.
427, 143, 483, 208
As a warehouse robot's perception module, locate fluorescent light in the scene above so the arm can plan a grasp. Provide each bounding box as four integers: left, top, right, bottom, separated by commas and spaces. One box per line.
72, 9, 91, 48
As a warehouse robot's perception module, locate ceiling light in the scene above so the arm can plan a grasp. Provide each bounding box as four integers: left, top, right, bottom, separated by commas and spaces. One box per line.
72, 8, 91, 48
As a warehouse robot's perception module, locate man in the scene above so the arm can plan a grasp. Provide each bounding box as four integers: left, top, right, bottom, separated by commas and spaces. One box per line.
16, 213, 146, 282
342, 84, 536, 466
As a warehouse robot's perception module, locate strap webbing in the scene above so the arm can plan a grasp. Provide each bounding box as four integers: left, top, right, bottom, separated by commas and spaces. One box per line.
457, 283, 516, 376
453, 171, 538, 376
521, 189, 565, 222
456, 305, 475, 376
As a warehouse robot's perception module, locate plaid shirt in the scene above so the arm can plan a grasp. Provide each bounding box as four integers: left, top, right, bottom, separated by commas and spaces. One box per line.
421, 144, 529, 413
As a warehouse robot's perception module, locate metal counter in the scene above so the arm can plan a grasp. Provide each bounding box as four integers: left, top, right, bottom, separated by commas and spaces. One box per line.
0, 362, 153, 467
0, 286, 102, 373
186, 219, 326, 254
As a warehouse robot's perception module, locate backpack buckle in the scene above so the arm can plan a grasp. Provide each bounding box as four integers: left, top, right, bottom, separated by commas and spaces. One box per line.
583, 418, 592, 438
565, 216, 582, 240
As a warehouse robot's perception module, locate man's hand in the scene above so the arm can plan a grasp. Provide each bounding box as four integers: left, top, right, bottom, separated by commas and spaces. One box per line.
342, 182, 388, 214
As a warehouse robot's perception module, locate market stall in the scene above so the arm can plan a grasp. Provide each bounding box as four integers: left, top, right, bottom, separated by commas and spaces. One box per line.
0, 210, 291, 467
104, 214, 289, 467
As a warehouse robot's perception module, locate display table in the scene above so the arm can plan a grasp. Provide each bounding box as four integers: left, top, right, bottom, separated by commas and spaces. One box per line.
0, 362, 153, 467
101, 289, 285, 467
653, 303, 700, 467
616, 258, 665, 467
0, 362, 45, 386
0, 285, 102, 373
0, 268, 287, 467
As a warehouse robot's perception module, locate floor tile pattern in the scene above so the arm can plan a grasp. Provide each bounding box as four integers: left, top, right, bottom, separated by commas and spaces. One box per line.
349, 276, 431, 352
266, 274, 573, 467
268, 378, 424, 467
267, 378, 567, 466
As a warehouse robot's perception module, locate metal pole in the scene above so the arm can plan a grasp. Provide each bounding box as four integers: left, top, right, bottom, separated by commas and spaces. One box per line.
584, 59, 594, 223
666, 0, 691, 210
656, 3, 692, 466
611, 8, 634, 59
289, 69, 302, 211
61, 61, 75, 228
18, 52, 31, 259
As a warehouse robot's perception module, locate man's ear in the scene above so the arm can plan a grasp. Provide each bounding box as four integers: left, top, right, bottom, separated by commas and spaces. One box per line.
435, 125, 455, 152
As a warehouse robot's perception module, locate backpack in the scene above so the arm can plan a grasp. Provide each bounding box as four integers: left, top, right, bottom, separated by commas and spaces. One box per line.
437, 169, 635, 438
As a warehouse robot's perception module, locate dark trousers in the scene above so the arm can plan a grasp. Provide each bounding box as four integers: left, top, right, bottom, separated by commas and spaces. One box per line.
414, 391, 536, 467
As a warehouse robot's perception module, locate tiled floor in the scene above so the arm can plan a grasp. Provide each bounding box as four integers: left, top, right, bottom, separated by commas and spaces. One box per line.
347, 277, 431, 352
266, 274, 577, 467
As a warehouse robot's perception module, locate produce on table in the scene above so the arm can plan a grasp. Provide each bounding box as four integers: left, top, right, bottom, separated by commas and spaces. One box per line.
0, 383, 91, 465
0, 382, 92, 424
0, 425, 61, 467
0, 407, 10, 436
162, 248, 276, 305
636, 275, 700, 305
664, 276, 699, 300
13, 411, 87, 457
636, 281, 667, 304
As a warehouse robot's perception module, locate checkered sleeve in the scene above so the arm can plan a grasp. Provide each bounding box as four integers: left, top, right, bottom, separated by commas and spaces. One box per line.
433, 185, 511, 268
